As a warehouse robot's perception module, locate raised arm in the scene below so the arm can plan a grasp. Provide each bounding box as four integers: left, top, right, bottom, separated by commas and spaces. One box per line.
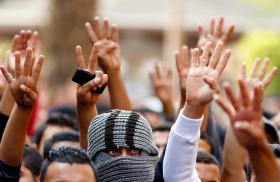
75, 44, 108, 149
85, 17, 132, 110
0, 47, 44, 166
149, 63, 175, 118
215, 78, 279, 182
163, 41, 231, 181
222, 57, 278, 182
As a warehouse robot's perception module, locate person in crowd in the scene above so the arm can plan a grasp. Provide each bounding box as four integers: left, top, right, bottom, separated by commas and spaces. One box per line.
198, 131, 215, 155
153, 124, 171, 156
33, 113, 79, 155
20, 145, 43, 182
43, 130, 80, 159
40, 146, 96, 182
196, 151, 221, 182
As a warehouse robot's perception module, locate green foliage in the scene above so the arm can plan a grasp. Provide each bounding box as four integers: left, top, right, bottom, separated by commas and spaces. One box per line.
237, 31, 280, 95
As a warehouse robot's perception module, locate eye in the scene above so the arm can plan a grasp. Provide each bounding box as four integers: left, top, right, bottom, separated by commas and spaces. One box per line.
128, 149, 141, 156
107, 149, 121, 157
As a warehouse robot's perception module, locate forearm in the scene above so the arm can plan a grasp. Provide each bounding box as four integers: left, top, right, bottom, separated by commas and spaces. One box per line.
163, 109, 203, 182
222, 126, 246, 182
248, 143, 280, 182
77, 104, 97, 149
0, 86, 15, 116
107, 71, 132, 110
0, 105, 32, 166
162, 100, 175, 118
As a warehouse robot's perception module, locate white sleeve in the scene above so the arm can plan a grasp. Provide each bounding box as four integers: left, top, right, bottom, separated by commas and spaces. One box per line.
163, 110, 203, 182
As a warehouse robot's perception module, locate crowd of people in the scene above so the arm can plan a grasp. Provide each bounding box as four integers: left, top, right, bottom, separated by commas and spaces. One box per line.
0, 15, 279, 182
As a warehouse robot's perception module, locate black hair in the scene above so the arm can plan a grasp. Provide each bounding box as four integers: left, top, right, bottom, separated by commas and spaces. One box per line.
23, 145, 43, 179
200, 131, 215, 155
40, 146, 95, 182
153, 124, 172, 132
48, 105, 77, 118
43, 130, 80, 159
33, 113, 79, 146
246, 144, 280, 181
196, 150, 221, 173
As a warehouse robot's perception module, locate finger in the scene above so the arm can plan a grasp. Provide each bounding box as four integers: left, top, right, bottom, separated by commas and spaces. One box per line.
20, 84, 37, 101
31, 55, 44, 83
239, 79, 251, 107
75, 45, 86, 69
208, 17, 215, 35
26, 30, 33, 43
85, 22, 98, 44
222, 24, 235, 44
111, 24, 119, 42
224, 82, 240, 111
250, 57, 261, 79
102, 42, 118, 53
253, 83, 263, 111
95, 71, 105, 88
216, 49, 231, 77
214, 94, 233, 118
197, 23, 204, 38
88, 43, 100, 71
174, 51, 181, 72
100, 73, 108, 87
155, 62, 161, 78
209, 41, 224, 68
103, 18, 110, 39
203, 76, 220, 93
81, 74, 102, 92
263, 66, 278, 88
94, 17, 102, 39
0, 66, 13, 83
14, 52, 22, 77
31, 31, 39, 52
214, 17, 224, 38
190, 48, 199, 68
23, 47, 33, 76
182, 45, 190, 67
200, 41, 211, 66
241, 63, 247, 79
257, 57, 269, 80
11, 35, 20, 52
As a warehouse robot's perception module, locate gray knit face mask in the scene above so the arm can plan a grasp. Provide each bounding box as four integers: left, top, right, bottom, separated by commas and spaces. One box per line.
93, 151, 159, 182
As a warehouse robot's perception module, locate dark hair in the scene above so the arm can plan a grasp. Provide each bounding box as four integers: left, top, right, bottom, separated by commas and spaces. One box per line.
33, 113, 79, 146
196, 150, 221, 173
40, 146, 94, 182
23, 145, 43, 178
153, 124, 172, 132
200, 131, 215, 154
43, 130, 80, 158
48, 105, 77, 118
246, 144, 280, 181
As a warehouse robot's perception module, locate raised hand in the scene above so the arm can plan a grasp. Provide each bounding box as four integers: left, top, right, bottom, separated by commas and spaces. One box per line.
75, 43, 108, 106
241, 57, 278, 98
197, 17, 235, 52
149, 63, 174, 116
85, 17, 120, 73
185, 41, 231, 111
0, 47, 44, 108
175, 45, 190, 92
215, 80, 265, 149
11, 30, 39, 55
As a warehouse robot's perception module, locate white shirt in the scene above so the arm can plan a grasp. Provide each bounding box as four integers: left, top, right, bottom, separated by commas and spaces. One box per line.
163, 110, 203, 182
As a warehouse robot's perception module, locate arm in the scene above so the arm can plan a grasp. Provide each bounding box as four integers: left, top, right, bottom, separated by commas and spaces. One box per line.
222, 126, 246, 182
149, 63, 175, 118
0, 48, 44, 166
75, 44, 108, 149
215, 78, 279, 182
85, 17, 132, 110
163, 41, 231, 181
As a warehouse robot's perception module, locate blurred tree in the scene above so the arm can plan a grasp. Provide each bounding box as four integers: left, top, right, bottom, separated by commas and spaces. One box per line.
42, 0, 96, 101
238, 31, 280, 95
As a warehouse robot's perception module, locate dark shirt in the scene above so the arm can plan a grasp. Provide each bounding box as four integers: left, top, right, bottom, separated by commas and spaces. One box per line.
0, 160, 20, 182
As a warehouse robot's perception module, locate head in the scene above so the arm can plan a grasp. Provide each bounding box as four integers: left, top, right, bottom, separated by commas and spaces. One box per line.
87, 109, 159, 182
33, 113, 78, 155
40, 146, 96, 182
198, 131, 214, 154
134, 108, 163, 128
43, 130, 80, 159
196, 151, 221, 182
20, 145, 43, 182
153, 124, 171, 156
247, 144, 280, 182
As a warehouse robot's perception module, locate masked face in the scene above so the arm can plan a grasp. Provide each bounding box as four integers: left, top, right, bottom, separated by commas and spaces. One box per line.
93, 151, 159, 182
